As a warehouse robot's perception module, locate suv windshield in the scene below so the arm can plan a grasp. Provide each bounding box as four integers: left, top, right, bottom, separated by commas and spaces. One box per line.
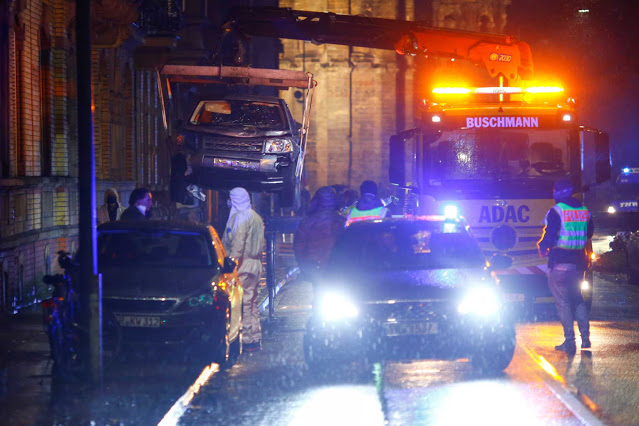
98, 230, 216, 268
330, 222, 485, 271
189, 100, 287, 131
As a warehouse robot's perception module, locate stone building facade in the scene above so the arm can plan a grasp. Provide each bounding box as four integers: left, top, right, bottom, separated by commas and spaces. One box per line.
279, 0, 510, 195
0, 0, 169, 313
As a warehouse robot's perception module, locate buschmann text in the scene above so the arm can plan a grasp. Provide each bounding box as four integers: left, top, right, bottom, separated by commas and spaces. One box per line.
466, 116, 539, 128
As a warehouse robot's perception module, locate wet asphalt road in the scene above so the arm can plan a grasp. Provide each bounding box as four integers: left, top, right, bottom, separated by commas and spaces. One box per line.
166, 273, 639, 426
5, 231, 639, 425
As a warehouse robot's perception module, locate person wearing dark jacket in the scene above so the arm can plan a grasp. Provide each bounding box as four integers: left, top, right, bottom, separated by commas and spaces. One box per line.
120, 188, 153, 221
538, 178, 594, 354
345, 180, 390, 225
294, 186, 346, 284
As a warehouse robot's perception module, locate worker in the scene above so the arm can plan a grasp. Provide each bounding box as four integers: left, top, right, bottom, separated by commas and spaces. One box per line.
538, 178, 594, 355
222, 187, 265, 352
345, 180, 390, 225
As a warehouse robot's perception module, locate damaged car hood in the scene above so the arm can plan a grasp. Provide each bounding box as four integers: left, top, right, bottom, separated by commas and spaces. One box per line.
184, 124, 289, 138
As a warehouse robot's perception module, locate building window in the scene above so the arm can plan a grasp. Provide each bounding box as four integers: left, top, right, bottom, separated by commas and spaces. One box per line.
40, 26, 52, 176
44, 245, 51, 275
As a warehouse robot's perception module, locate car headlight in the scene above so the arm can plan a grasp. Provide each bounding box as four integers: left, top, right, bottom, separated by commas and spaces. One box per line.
581, 280, 590, 291
457, 287, 500, 316
188, 293, 216, 307
607, 206, 616, 214
264, 138, 293, 153
317, 292, 359, 321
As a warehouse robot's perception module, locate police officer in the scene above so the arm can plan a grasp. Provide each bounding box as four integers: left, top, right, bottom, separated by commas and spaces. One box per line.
345, 180, 390, 225
538, 178, 594, 354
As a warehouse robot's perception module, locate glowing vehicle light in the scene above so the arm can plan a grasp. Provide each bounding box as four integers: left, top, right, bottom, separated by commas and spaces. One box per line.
607, 206, 616, 214
432, 87, 471, 94
457, 287, 499, 316
318, 292, 359, 321
581, 280, 590, 291
562, 114, 572, 122
525, 86, 564, 94
443, 204, 458, 219
590, 252, 597, 261
431, 115, 442, 123
433, 86, 565, 95
474, 86, 522, 94
578, 9, 590, 13
623, 167, 631, 174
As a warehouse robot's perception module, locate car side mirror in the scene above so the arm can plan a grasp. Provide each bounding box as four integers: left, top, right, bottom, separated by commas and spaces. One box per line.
222, 256, 236, 274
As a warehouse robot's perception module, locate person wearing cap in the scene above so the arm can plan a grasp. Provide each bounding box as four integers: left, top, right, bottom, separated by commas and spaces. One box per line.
97, 188, 124, 225
538, 178, 594, 355
345, 180, 391, 225
222, 187, 265, 352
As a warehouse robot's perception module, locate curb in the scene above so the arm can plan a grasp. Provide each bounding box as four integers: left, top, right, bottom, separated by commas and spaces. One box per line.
259, 267, 300, 313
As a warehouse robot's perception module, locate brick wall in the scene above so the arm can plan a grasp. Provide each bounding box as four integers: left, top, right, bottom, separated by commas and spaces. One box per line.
0, 0, 147, 312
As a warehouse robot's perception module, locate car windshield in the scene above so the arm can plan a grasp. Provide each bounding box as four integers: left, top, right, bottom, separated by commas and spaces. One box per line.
189, 100, 287, 131
330, 221, 485, 271
98, 230, 216, 268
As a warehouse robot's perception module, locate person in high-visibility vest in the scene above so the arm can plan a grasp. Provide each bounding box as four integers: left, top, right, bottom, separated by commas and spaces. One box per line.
345, 180, 391, 225
538, 178, 594, 355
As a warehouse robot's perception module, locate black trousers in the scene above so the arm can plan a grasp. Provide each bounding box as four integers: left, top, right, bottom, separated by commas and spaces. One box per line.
548, 263, 590, 341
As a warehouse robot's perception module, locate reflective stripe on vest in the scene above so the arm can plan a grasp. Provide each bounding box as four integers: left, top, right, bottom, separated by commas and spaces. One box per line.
346, 206, 385, 225
552, 202, 589, 250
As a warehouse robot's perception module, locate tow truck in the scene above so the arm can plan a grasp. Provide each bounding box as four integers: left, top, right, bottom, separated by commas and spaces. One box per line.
224, 7, 611, 314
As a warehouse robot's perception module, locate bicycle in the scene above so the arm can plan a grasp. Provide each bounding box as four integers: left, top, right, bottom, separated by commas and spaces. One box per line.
41, 251, 121, 380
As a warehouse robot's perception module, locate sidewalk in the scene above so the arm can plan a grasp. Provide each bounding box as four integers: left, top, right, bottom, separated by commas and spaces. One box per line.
0, 305, 52, 426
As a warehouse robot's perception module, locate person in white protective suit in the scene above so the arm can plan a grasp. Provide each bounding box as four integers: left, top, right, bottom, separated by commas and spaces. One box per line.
222, 187, 265, 352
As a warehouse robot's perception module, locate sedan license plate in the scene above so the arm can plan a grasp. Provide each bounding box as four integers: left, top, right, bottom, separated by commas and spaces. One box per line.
384, 321, 438, 337
115, 315, 161, 328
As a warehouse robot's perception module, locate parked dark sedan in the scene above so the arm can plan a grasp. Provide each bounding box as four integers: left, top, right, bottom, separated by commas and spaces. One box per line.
97, 221, 243, 365
304, 216, 516, 373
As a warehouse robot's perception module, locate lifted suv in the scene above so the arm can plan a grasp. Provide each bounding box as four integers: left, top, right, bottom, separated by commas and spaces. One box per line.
175, 95, 302, 206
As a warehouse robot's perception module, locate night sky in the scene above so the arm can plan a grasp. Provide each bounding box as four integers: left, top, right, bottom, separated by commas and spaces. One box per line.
506, 0, 639, 173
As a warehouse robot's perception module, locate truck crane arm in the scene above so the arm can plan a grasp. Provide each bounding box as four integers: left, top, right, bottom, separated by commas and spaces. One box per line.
224, 7, 533, 83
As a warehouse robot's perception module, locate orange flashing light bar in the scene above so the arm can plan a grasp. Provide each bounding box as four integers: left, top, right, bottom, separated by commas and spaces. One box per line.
433, 86, 564, 95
